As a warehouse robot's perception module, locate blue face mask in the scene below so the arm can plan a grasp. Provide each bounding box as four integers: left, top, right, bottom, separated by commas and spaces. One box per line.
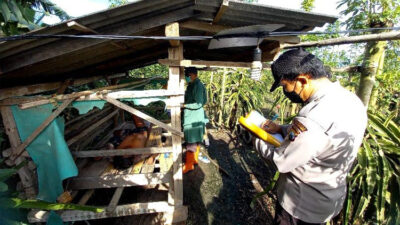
185, 76, 191, 83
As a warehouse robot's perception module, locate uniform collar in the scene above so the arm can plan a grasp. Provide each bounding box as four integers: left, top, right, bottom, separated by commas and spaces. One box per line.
306, 81, 337, 104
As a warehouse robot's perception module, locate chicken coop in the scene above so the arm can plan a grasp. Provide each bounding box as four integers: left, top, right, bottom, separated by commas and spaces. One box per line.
0, 0, 336, 224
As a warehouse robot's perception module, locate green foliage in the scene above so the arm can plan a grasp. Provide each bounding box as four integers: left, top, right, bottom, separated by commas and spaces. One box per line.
338, 0, 400, 29
344, 111, 400, 224
0, 198, 104, 212
108, 0, 128, 8
0, 160, 103, 224
199, 68, 298, 130
0, 0, 70, 35
301, 0, 315, 11
129, 64, 168, 78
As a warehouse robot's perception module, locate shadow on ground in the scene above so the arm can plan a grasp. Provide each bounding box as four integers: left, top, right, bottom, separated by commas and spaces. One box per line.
184, 128, 276, 225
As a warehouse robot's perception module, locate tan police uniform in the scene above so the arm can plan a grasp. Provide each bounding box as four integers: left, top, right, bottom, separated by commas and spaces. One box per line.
255, 81, 367, 223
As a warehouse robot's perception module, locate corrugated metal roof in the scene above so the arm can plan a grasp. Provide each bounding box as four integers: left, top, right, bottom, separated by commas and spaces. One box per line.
0, 0, 337, 88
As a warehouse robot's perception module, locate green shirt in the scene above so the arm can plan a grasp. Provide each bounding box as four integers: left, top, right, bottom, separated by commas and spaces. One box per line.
183, 78, 208, 143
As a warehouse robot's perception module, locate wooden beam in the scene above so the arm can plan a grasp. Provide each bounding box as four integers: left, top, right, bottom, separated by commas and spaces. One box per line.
158, 59, 271, 69
181, 20, 230, 33
12, 90, 183, 109
67, 21, 126, 50
166, 23, 184, 207
28, 202, 187, 223
77, 190, 95, 205
72, 147, 173, 158
264, 36, 301, 44
165, 22, 180, 47
213, 0, 229, 23
0, 75, 108, 101
9, 98, 75, 161
0, 106, 36, 197
17, 79, 151, 109
69, 173, 172, 190
67, 109, 118, 146
100, 96, 183, 137
106, 187, 124, 212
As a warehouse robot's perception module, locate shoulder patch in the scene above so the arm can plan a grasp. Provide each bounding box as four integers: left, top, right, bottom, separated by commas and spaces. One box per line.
288, 119, 308, 141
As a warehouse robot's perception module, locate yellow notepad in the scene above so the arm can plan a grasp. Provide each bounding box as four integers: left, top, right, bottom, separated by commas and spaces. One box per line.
239, 111, 282, 147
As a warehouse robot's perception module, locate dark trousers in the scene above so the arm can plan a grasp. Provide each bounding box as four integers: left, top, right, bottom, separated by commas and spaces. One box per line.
274, 203, 325, 225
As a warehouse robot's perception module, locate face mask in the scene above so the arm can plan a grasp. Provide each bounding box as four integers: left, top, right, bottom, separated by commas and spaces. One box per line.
185, 76, 191, 83
283, 89, 304, 104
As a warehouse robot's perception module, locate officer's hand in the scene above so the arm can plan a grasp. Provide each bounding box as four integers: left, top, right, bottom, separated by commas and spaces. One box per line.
262, 120, 282, 134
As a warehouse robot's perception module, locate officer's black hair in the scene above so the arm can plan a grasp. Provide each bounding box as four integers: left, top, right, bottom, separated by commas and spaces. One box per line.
185, 67, 198, 77
271, 48, 330, 81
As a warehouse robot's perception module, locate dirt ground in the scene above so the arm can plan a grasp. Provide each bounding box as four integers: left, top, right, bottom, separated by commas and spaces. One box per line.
183, 128, 276, 225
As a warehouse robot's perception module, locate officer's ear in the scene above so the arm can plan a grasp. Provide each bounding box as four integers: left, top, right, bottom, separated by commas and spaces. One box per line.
296, 74, 310, 87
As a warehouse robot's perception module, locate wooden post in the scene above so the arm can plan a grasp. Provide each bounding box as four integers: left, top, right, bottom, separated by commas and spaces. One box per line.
165, 22, 184, 207
0, 106, 36, 198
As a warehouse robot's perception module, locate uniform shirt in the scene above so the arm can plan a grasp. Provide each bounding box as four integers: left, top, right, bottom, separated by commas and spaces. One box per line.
183, 78, 208, 143
255, 81, 367, 223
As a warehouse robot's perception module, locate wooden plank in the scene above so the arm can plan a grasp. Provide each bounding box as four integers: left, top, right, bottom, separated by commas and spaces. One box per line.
0, 75, 106, 101
67, 109, 118, 146
141, 154, 160, 174
0, 107, 36, 198
181, 20, 230, 33
101, 96, 183, 137
166, 22, 184, 206
69, 173, 172, 190
27, 202, 187, 223
159, 152, 173, 173
106, 187, 124, 212
165, 23, 180, 47
9, 98, 75, 161
133, 159, 146, 174
56, 80, 72, 95
141, 127, 163, 173
264, 36, 301, 44
213, 0, 229, 23
11, 90, 183, 109
77, 190, 95, 205
72, 147, 173, 158
67, 21, 126, 50
17, 79, 151, 109
158, 59, 271, 69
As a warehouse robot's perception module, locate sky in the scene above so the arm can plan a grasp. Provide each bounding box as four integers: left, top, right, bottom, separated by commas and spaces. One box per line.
42, 0, 344, 25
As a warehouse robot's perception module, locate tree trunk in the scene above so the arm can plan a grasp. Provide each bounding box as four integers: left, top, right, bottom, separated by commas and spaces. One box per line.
368, 47, 386, 107
218, 70, 227, 126
356, 40, 387, 107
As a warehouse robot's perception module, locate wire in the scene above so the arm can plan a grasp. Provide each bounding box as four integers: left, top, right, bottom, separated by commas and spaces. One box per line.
0, 34, 213, 41
1, 26, 399, 42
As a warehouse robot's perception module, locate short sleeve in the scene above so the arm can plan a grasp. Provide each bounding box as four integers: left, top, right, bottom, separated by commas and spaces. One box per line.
273, 116, 332, 173
254, 116, 332, 173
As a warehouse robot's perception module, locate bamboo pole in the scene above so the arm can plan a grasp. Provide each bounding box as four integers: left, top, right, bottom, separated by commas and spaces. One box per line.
281, 31, 400, 49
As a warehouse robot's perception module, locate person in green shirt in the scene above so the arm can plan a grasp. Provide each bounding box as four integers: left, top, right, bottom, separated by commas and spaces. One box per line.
182, 67, 208, 174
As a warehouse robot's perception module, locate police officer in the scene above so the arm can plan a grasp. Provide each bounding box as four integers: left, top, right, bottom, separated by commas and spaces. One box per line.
254, 49, 367, 225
